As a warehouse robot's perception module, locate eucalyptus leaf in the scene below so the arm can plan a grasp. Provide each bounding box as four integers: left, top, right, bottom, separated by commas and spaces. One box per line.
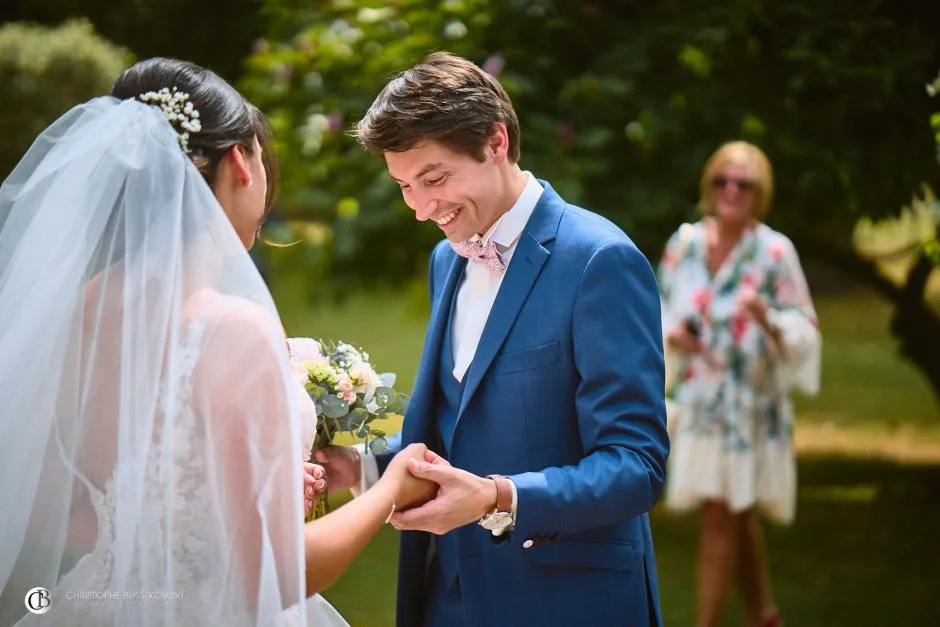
321, 395, 349, 418
336, 415, 353, 431
368, 438, 388, 455
378, 372, 396, 387
350, 408, 369, 429
349, 412, 367, 432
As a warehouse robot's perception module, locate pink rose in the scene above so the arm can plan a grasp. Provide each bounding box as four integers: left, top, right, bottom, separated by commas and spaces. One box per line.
288, 337, 325, 362
336, 372, 354, 395
349, 361, 382, 391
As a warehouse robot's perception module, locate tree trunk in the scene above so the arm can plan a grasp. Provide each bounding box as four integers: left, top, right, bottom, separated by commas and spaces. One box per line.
891, 250, 940, 400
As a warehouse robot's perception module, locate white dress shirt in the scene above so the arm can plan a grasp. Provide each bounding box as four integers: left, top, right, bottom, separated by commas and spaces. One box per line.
451, 172, 543, 381
355, 172, 544, 533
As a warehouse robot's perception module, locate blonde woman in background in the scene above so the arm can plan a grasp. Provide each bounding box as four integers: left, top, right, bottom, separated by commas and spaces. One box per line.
657, 141, 821, 627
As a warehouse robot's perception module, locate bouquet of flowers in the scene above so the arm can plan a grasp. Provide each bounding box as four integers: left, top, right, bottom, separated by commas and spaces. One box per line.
287, 337, 409, 520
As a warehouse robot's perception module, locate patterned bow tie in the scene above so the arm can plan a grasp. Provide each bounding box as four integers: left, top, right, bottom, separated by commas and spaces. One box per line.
451, 239, 507, 273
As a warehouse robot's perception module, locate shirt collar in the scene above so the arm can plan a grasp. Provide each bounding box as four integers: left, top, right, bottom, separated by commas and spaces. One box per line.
473, 171, 543, 251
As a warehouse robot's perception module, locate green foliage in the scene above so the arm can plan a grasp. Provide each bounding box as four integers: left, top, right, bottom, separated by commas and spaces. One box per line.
0, 19, 132, 177
244, 1, 940, 289
9, 0, 263, 87
0, 20, 130, 178
930, 69, 940, 164
242, 0, 489, 293
920, 69, 940, 264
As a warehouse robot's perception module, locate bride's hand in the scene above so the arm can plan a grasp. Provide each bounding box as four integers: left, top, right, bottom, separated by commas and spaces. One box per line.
303, 462, 327, 518
378, 443, 439, 511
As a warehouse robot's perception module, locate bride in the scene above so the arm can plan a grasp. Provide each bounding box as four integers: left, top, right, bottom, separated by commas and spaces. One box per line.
0, 58, 433, 626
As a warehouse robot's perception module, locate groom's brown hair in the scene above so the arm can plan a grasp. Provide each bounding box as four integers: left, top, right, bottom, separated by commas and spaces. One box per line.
354, 52, 521, 163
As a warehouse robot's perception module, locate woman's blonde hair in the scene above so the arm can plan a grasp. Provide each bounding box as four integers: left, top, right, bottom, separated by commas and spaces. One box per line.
698, 141, 774, 219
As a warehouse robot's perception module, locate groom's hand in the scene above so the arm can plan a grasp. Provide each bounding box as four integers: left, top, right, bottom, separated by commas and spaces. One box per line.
314, 446, 361, 494
389, 451, 498, 535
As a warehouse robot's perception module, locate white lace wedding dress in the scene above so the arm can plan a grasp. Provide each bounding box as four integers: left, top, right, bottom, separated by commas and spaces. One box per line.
13, 316, 349, 627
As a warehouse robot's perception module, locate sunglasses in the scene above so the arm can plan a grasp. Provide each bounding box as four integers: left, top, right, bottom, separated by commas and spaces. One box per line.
712, 176, 756, 191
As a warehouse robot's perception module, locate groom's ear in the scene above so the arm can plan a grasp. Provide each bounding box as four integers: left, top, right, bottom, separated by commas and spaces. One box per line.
486, 123, 510, 163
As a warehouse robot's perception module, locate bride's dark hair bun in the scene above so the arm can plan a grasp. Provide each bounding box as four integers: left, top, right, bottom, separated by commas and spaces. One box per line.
111, 57, 278, 215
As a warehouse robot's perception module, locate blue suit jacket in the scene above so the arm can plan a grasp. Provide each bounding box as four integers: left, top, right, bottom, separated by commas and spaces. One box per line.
380, 182, 669, 627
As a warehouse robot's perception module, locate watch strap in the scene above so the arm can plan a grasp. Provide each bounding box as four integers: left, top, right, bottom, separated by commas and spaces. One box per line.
487, 475, 512, 514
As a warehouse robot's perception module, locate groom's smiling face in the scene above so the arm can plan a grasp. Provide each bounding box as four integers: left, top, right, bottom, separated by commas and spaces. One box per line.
385, 138, 505, 243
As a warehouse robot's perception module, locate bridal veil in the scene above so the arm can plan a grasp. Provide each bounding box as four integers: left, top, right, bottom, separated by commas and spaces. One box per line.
0, 96, 309, 626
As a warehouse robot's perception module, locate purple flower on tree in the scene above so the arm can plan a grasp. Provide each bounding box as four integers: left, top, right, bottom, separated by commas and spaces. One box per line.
556, 121, 575, 144
328, 111, 345, 133
482, 54, 505, 77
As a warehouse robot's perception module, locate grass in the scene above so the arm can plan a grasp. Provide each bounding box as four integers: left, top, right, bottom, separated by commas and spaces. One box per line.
651, 456, 940, 626
794, 288, 940, 461
271, 278, 940, 626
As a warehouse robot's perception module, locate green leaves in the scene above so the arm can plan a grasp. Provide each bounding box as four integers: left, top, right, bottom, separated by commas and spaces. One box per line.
243, 0, 940, 288
678, 44, 711, 78
241, 0, 489, 289
0, 20, 132, 178
320, 395, 349, 418
374, 386, 408, 414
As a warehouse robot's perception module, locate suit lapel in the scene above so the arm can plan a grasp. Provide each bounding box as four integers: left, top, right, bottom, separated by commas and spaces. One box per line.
403, 252, 465, 444
457, 183, 564, 418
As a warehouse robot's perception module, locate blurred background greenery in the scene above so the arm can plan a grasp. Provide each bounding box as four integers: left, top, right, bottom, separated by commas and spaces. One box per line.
3, 0, 939, 624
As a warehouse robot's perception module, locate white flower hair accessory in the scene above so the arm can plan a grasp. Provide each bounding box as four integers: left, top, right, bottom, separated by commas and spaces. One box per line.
137, 87, 202, 153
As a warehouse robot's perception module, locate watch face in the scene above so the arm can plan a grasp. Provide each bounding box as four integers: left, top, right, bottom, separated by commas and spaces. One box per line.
481, 512, 513, 530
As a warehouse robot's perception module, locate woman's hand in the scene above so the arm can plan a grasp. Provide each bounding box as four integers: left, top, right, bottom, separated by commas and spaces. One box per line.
378, 443, 439, 512
737, 285, 769, 324
666, 323, 704, 356
303, 462, 327, 519
737, 286, 784, 350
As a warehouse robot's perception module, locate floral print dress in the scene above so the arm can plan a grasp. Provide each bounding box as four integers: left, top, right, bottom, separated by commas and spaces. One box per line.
658, 220, 821, 524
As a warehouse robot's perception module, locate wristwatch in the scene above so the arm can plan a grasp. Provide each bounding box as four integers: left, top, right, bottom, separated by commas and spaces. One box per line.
478, 475, 514, 533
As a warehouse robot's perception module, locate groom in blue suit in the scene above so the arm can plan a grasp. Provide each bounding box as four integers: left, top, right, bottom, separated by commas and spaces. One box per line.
327, 52, 668, 627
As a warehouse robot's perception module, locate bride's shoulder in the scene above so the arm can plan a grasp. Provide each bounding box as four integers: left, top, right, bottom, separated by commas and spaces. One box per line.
184, 290, 284, 352
185, 289, 277, 326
